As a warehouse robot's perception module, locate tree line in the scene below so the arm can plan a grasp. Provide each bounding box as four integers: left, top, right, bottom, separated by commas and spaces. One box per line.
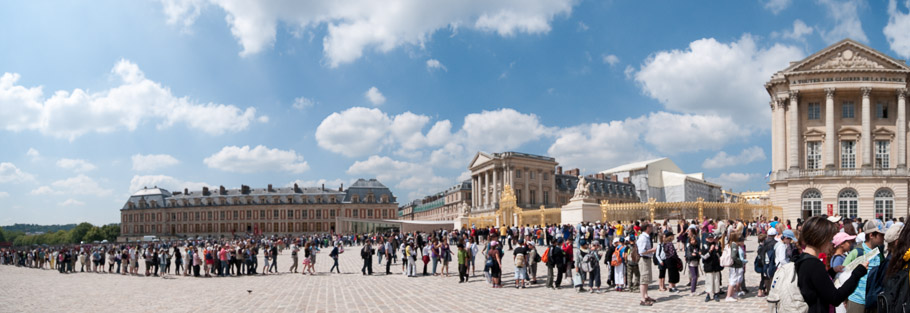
0, 222, 120, 247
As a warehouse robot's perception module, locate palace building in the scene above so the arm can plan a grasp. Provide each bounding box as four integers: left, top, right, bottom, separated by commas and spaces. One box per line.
119, 178, 397, 240
468, 151, 639, 214
767, 39, 910, 221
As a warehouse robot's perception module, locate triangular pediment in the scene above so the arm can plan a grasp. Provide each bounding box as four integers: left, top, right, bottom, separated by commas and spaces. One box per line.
873, 127, 895, 138
804, 129, 826, 138
785, 39, 910, 73
468, 152, 493, 170
838, 126, 860, 136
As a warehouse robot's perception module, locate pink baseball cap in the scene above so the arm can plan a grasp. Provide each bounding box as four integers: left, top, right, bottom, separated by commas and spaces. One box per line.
832, 232, 856, 247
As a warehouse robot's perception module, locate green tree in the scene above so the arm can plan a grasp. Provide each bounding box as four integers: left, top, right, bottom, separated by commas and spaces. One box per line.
70, 222, 93, 243
83, 227, 105, 243
0, 226, 6, 242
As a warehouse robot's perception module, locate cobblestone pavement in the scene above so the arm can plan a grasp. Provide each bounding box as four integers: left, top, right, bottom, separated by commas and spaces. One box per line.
1, 238, 771, 313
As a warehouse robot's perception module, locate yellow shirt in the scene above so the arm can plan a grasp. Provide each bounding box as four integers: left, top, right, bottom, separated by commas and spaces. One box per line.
500, 227, 507, 236
616, 224, 623, 236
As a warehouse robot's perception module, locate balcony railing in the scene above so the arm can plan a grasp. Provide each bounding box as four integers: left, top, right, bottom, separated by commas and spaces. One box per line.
772, 167, 908, 180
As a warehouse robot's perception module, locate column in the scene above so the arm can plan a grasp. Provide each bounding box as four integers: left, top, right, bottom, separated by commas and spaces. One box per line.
788, 91, 800, 169
771, 100, 780, 172
523, 169, 529, 206
861, 87, 872, 168
537, 170, 543, 205
775, 99, 787, 171
492, 168, 499, 208
483, 171, 490, 209
471, 176, 477, 208
898, 89, 907, 167
825, 88, 836, 169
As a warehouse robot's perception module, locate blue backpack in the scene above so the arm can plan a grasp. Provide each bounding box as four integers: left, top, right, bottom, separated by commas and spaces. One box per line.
864, 254, 887, 309
764, 245, 777, 278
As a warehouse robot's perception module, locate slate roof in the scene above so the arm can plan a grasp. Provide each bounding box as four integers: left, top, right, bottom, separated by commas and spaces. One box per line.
121, 178, 396, 210
555, 174, 638, 198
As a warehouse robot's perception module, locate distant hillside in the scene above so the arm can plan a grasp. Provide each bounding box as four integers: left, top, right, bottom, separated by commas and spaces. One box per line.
1, 223, 77, 233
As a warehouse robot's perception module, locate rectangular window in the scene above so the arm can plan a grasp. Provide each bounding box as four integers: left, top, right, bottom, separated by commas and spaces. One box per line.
530, 190, 536, 205
259, 210, 265, 218
842, 101, 854, 118
273, 210, 279, 218
876, 102, 888, 119
807, 141, 822, 169
841, 141, 855, 169
516, 189, 522, 203
220, 211, 225, 220
543, 191, 549, 205
530, 171, 535, 179
875, 140, 890, 168
207, 212, 212, 220
543, 173, 549, 180
316, 210, 322, 218
808, 102, 821, 120
287, 209, 293, 218
303, 210, 308, 218
367, 209, 373, 217
516, 170, 521, 178
353, 209, 358, 217
246, 210, 251, 219
330, 209, 335, 218
233, 211, 238, 219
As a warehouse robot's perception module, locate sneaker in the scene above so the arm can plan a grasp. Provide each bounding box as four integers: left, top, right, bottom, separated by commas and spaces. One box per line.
704, 295, 712, 302
725, 297, 738, 302
669, 287, 679, 293
736, 291, 745, 297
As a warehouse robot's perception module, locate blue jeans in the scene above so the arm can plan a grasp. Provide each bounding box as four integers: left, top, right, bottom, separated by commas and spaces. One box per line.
431, 257, 438, 274
221, 260, 229, 276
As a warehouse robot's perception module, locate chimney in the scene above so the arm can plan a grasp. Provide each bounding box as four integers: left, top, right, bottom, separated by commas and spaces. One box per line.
595, 173, 604, 180
339, 183, 343, 192
623, 177, 630, 184
184, 188, 188, 195
219, 185, 226, 195
202, 186, 209, 196
557, 166, 563, 175
268, 184, 274, 192
611, 174, 618, 182
321, 183, 325, 191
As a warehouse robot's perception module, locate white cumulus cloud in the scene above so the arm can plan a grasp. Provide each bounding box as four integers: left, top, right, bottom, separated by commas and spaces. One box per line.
31, 174, 112, 196
0, 162, 35, 183
26, 148, 40, 160
292, 96, 316, 110
426, 59, 447, 72
547, 120, 652, 172
633, 35, 804, 129
59, 199, 85, 207
602, 54, 620, 66
709, 172, 760, 191
885, 0, 910, 59
702, 146, 767, 169
158, 0, 576, 67
365, 87, 386, 106
773, 19, 814, 41
129, 175, 209, 193
132, 154, 180, 172
56, 158, 97, 173
0, 59, 265, 140
763, 0, 792, 14
204, 145, 310, 174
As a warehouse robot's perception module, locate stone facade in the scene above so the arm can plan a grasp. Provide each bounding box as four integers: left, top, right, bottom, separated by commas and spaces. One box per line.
399, 180, 472, 221
766, 39, 910, 221
119, 179, 398, 240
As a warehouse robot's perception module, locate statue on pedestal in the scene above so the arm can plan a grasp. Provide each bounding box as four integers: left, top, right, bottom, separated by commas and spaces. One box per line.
572, 175, 590, 200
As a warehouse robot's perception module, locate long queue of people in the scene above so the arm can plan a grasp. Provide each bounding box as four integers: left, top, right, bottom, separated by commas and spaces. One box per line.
2, 216, 909, 312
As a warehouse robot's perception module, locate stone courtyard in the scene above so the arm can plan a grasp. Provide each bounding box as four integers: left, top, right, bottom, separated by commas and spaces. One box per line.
1, 238, 771, 313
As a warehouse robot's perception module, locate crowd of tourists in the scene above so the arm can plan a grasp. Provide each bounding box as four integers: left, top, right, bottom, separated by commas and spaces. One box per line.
2, 215, 908, 312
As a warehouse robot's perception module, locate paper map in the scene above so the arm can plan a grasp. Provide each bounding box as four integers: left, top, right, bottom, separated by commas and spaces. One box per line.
834, 248, 880, 287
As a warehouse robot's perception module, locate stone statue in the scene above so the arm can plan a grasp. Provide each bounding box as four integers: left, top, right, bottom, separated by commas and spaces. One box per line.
573, 175, 590, 199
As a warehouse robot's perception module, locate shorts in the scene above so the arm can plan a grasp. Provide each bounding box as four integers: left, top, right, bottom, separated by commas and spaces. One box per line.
515, 267, 528, 280
639, 259, 652, 284
729, 267, 743, 285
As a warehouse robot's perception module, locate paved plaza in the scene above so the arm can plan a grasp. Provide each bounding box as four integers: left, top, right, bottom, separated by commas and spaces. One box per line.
1, 238, 771, 313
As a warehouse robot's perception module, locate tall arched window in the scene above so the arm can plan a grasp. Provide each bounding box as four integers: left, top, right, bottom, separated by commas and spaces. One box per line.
802, 189, 822, 217
838, 189, 858, 218
874, 189, 894, 219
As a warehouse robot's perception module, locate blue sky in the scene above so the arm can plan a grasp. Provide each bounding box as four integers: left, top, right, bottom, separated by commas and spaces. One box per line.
3, 0, 910, 225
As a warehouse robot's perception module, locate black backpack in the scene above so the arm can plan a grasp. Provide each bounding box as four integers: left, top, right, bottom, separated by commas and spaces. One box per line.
877, 265, 909, 313
865, 253, 888, 309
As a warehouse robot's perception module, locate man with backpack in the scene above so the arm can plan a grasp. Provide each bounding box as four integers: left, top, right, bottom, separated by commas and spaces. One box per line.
846, 221, 885, 313
625, 235, 641, 292
757, 228, 779, 297
360, 239, 374, 275
546, 238, 567, 289
513, 240, 529, 289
